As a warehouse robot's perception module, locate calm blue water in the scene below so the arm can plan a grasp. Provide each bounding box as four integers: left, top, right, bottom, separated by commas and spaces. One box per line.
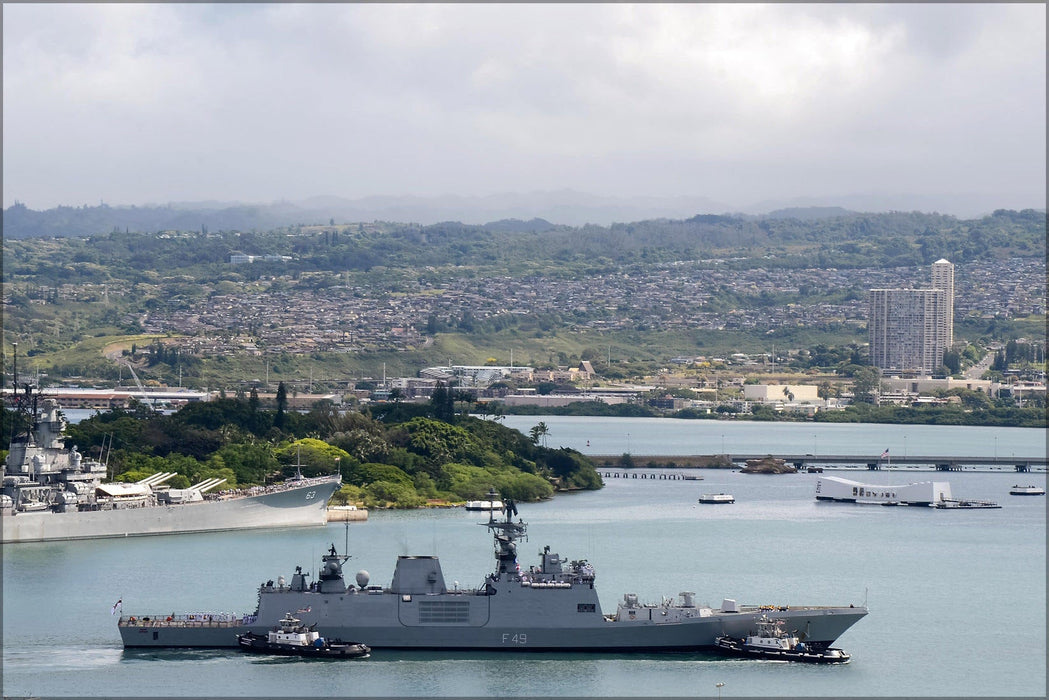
64, 409, 1045, 462
3, 420, 1046, 697
500, 415, 1048, 463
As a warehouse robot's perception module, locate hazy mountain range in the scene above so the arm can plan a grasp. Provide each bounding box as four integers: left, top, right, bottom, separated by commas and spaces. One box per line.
3, 190, 1039, 239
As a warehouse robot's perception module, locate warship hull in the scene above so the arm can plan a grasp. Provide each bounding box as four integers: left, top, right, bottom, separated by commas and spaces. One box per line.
2, 478, 339, 544
119, 602, 865, 651
119, 490, 866, 653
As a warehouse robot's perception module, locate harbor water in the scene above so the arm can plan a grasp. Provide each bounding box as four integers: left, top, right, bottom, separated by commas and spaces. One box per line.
498, 415, 1048, 463
3, 419, 1045, 697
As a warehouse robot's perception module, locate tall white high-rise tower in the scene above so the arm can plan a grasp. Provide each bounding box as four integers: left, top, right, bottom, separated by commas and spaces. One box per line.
930, 259, 954, 347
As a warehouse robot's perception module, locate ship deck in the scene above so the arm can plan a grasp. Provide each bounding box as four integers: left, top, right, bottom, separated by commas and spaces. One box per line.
118, 613, 258, 629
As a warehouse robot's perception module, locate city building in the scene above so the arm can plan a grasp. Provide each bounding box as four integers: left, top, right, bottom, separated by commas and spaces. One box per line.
868, 260, 954, 375
419, 365, 535, 387
931, 258, 955, 347
0, 387, 210, 410
742, 384, 820, 403
879, 377, 996, 395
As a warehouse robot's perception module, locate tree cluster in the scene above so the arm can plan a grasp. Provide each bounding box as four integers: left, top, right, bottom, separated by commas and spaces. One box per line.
23, 390, 602, 510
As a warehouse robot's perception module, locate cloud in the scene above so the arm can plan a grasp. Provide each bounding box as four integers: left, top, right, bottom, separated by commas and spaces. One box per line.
3, 4, 1044, 212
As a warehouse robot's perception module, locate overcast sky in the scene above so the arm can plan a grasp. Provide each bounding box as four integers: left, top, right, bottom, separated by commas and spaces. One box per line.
4, 3, 1045, 213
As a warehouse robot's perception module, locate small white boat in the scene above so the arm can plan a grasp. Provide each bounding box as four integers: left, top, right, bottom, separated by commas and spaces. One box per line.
464, 499, 504, 511
698, 493, 734, 504
1009, 485, 1045, 496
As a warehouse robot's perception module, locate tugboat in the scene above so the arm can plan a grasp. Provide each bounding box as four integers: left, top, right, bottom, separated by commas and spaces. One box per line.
237, 611, 370, 658
714, 616, 850, 663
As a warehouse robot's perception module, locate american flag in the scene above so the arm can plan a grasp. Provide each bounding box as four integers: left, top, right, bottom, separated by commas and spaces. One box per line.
881, 449, 890, 459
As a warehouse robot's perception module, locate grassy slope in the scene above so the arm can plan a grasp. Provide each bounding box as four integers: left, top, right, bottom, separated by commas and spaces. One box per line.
14, 313, 1048, 389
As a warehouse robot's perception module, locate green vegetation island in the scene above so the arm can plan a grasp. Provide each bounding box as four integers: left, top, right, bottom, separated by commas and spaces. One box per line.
1, 386, 602, 510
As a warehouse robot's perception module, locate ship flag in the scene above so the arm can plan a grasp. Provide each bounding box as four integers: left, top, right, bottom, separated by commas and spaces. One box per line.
880, 449, 889, 459
111, 599, 122, 615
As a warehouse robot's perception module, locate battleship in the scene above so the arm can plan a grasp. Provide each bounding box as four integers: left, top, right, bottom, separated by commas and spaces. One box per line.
119, 490, 867, 651
2, 389, 341, 544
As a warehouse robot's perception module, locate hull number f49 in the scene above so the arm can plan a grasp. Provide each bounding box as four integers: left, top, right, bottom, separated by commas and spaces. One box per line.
501, 633, 527, 645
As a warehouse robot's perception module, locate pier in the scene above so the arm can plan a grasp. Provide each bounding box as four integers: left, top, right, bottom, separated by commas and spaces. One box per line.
593, 454, 1046, 473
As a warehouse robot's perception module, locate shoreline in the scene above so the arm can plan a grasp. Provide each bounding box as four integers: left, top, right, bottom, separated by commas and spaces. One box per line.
590, 454, 1046, 473
496, 406, 1047, 429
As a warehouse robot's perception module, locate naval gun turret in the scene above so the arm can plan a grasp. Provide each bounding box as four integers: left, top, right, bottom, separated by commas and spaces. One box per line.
317, 543, 349, 593
282, 543, 350, 593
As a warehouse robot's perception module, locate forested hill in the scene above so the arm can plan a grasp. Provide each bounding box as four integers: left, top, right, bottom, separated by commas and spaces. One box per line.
3, 202, 1044, 270
3, 201, 301, 239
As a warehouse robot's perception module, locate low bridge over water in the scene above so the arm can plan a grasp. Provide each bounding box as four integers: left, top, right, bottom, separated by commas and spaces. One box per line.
592, 454, 1047, 473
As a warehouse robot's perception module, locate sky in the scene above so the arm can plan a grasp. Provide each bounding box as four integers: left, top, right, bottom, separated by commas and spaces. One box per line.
3, 3, 1046, 214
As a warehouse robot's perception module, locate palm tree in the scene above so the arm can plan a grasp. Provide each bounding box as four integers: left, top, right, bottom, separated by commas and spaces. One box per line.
529, 422, 549, 447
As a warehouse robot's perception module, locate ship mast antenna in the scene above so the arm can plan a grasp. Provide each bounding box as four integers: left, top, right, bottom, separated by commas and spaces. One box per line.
482, 488, 526, 575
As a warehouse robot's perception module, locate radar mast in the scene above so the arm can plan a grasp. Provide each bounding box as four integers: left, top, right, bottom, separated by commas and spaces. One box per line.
482, 488, 526, 574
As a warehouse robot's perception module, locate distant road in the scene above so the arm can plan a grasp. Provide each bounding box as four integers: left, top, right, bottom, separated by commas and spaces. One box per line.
965, 352, 996, 380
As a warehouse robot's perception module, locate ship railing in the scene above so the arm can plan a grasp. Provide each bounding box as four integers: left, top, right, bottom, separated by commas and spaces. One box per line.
118, 613, 257, 628
520, 580, 574, 589
209, 474, 340, 500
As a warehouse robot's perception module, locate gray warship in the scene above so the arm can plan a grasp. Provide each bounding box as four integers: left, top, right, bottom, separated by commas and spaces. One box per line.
2, 387, 340, 544
119, 490, 867, 651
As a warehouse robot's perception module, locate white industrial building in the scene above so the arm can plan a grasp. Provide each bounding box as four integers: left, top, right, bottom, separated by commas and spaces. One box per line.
742, 384, 821, 403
